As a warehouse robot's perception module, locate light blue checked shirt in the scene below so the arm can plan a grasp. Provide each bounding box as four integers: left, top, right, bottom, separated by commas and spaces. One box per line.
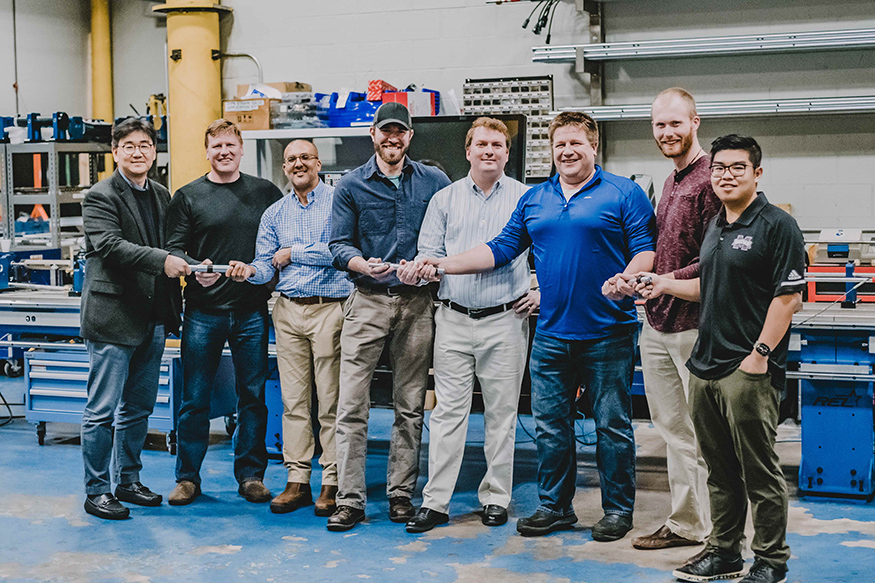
416, 173, 531, 308
250, 181, 353, 298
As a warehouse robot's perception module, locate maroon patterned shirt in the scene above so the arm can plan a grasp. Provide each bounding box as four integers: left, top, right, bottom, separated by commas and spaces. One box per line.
645, 155, 721, 333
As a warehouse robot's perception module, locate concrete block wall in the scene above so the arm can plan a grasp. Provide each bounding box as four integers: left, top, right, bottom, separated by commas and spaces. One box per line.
218, 0, 875, 230
0, 0, 90, 117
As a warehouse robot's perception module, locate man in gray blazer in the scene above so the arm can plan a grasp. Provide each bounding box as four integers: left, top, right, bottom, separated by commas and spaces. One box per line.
80, 117, 190, 520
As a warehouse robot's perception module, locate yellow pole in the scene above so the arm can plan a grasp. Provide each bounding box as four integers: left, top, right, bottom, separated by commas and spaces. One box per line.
153, 1, 232, 193
90, 0, 113, 180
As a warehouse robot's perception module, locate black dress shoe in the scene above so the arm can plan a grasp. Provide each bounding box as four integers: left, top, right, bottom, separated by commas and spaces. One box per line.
326, 505, 365, 532
481, 504, 508, 527
115, 482, 163, 507
84, 493, 130, 520
388, 496, 415, 523
406, 507, 449, 533
516, 508, 578, 536
591, 513, 633, 542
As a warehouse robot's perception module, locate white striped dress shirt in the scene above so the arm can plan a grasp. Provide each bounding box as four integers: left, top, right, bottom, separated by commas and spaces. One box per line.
416, 173, 531, 309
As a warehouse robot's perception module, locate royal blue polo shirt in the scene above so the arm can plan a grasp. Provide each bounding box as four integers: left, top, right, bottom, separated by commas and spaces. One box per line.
488, 166, 656, 340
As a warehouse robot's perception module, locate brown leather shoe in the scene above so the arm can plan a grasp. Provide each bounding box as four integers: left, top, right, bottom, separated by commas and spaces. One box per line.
314, 485, 338, 517
238, 480, 272, 503
168, 480, 201, 506
269, 482, 312, 514
632, 525, 703, 550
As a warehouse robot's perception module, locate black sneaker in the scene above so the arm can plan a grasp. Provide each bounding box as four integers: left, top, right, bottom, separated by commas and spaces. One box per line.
740, 558, 787, 583
591, 513, 633, 542
516, 508, 578, 537
672, 550, 745, 582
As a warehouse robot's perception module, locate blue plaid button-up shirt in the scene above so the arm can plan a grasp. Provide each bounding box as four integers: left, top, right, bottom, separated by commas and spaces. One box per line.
250, 181, 353, 298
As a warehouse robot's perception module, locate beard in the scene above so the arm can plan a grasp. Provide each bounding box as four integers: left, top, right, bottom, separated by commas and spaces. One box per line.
375, 141, 408, 165
656, 131, 694, 159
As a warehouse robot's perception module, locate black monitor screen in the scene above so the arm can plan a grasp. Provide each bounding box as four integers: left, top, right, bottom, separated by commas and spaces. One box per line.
407, 114, 527, 182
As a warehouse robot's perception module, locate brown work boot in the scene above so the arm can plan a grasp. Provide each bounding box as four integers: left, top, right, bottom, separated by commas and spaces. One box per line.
168, 480, 201, 506
269, 482, 312, 514
238, 479, 272, 503
314, 485, 338, 517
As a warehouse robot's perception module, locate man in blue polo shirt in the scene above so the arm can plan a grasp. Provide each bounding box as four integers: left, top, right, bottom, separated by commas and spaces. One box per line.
416, 111, 656, 541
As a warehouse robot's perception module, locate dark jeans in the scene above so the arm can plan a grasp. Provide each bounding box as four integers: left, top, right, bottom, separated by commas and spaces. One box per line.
690, 368, 790, 568
82, 323, 165, 496
175, 307, 269, 485
529, 329, 636, 517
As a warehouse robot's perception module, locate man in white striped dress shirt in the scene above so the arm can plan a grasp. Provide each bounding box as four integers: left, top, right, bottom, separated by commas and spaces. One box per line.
400, 117, 539, 533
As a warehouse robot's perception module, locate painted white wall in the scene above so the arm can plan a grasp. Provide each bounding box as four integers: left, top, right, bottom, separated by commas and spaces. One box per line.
4, 0, 874, 230
216, 0, 875, 230
111, 0, 167, 120
0, 0, 90, 117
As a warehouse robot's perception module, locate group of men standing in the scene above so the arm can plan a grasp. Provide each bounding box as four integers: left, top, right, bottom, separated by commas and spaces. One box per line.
78, 88, 802, 583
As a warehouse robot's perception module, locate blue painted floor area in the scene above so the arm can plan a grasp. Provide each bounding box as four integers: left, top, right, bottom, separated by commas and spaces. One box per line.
1, 381, 875, 582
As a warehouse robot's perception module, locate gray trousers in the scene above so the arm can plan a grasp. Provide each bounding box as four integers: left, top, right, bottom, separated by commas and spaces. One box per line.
690, 367, 790, 568
334, 287, 434, 510
81, 323, 165, 496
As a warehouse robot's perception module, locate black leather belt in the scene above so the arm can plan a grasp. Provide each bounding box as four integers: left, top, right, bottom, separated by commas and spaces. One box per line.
357, 285, 422, 296
441, 297, 521, 320
280, 294, 347, 305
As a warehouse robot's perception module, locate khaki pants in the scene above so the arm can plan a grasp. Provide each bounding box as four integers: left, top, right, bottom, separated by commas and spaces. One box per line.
272, 297, 344, 486
335, 287, 435, 510
421, 305, 529, 513
639, 320, 710, 540
690, 368, 790, 568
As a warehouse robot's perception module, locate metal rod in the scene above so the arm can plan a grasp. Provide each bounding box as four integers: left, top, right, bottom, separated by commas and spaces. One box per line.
189, 264, 231, 274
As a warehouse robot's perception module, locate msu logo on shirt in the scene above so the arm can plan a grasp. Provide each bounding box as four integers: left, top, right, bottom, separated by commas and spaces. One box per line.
731, 234, 753, 251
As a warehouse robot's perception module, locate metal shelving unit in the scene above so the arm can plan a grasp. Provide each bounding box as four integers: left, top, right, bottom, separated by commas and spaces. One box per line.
563, 95, 875, 121
533, 28, 875, 68
4, 142, 110, 251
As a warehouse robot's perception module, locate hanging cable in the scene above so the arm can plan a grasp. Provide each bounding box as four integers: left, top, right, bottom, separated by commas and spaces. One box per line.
545, 0, 561, 44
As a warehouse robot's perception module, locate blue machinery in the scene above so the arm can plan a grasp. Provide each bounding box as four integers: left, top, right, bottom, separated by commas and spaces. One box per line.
793, 305, 875, 500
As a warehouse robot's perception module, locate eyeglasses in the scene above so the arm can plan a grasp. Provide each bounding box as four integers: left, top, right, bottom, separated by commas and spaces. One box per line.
709, 163, 752, 178
119, 143, 154, 155
284, 154, 318, 165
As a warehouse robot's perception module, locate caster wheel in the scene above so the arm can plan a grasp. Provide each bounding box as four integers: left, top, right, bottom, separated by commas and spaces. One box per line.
4, 359, 22, 377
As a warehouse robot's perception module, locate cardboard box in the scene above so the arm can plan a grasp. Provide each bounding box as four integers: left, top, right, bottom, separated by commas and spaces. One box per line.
382, 91, 436, 116
367, 79, 397, 101
222, 98, 279, 131
236, 82, 312, 99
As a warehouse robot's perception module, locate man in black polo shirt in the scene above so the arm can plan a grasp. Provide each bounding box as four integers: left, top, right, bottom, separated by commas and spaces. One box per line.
635, 134, 804, 583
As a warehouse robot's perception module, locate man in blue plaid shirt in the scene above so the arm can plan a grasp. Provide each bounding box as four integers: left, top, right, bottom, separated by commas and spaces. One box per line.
229, 140, 352, 517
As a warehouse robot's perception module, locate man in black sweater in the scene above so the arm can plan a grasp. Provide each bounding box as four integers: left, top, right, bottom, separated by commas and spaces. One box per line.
165, 119, 283, 505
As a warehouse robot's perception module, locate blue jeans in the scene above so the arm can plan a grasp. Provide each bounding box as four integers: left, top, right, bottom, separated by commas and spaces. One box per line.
529, 329, 636, 517
175, 307, 269, 485
82, 323, 165, 496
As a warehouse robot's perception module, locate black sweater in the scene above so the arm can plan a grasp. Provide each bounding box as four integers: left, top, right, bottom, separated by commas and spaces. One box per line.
166, 173, 282, 312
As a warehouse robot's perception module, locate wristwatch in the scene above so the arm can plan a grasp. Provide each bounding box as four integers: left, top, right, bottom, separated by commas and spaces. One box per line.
754, 341, 771, 357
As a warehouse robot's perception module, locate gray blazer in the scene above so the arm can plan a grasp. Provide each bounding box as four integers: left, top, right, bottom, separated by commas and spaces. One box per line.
80, 170, 182, 346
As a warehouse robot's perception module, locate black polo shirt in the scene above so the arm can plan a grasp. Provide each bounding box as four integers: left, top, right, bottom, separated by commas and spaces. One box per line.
687, 192, 806, 391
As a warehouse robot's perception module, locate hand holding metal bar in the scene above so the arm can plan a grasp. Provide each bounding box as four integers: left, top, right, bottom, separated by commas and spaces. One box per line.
189, 264, 232, 274
378, 262, 446, 276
